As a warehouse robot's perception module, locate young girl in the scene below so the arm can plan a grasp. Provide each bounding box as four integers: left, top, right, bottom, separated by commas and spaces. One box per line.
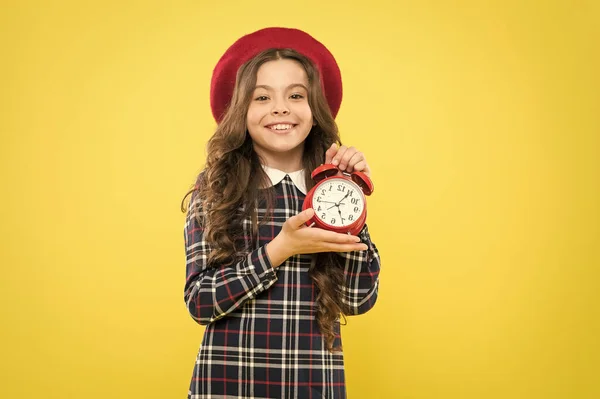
182, 27, 381, 399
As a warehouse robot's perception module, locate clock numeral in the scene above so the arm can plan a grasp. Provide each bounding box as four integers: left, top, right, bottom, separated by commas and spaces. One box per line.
321, 189, 326, 195
331, 218, 336, 225
317, 205, 322, 211
349, 190, 354, 197
351, 198, 359, 205
354, 206, 359, 212
337, 185, 346, 192
321, 213, 326, 219
328, 184, 333, 191
316, 196, 321, 202
349, 215, 354, 221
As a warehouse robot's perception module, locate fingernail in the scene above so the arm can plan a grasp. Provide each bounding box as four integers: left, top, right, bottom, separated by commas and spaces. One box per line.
332, 159, 339, 165
339, 164, 345, 170
361, 244, 368, 250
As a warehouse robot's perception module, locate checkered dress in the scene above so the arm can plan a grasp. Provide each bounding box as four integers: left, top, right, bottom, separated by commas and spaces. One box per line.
184, 175, 381, 399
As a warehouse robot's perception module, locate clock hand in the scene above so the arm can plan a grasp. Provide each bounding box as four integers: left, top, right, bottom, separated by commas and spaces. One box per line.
327, 203, 346, 210
337, 208, 345, 223
335, 191, 351, 207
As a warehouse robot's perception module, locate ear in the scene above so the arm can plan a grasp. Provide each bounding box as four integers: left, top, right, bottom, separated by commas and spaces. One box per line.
313, 119, 317, 126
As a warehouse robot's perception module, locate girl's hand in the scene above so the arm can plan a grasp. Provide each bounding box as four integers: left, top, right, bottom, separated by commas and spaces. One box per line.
266, 208, 368, 267
325, 143, 371, 177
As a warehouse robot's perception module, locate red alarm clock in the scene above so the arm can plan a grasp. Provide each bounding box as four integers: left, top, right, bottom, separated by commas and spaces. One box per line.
302, 163, 374, 235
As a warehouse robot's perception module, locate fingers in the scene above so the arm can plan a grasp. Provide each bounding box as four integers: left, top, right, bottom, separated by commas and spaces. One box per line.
351, 160, 370, 176
325, 143, 337, 164
331, 145, 347, 168
287, 208, 315, 229
308, 230, 368, 252
331, 243, 369, 252
307, 228, 362, 244
333, 146, 361, 173
283, 215, 369, 254
338, 147, 357, 171
319, 237, 369, 252
327, 144, 371, 175
345, 151, 368, 174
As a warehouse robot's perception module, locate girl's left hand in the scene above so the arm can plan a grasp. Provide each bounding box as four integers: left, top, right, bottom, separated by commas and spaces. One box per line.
324, 143, 371, 177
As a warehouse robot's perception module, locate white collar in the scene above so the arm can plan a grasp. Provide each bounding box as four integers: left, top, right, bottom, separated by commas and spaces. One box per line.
262, 165, 307, 194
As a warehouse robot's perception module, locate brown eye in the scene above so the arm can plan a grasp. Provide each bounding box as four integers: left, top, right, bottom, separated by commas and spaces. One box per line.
254, 95, 268, 101
290, 93, 304, 99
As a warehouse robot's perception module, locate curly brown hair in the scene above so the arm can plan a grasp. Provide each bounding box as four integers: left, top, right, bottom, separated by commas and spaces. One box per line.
181, 48, 349, 352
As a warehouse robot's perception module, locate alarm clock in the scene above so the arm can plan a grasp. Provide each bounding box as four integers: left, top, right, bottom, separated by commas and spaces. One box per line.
302, 163, 374, 235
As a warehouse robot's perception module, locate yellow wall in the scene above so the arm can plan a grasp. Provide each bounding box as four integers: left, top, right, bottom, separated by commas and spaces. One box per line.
1, 0, 598, 398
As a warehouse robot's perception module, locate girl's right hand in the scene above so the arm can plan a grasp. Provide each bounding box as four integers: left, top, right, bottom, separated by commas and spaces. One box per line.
265, 208, 369, 267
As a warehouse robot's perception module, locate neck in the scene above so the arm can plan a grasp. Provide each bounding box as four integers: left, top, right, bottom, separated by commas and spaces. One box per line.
254, 147, 304, 173
264, 160, 303, 173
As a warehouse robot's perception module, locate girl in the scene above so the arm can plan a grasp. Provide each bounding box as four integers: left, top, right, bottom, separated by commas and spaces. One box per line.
182, 27, 381, 399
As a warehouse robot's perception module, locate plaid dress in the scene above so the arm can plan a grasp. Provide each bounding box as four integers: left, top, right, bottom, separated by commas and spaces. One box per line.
184, 174, 381, 399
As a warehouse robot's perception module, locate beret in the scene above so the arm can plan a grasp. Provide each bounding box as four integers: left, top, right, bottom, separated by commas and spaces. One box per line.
210, 27, 342, 123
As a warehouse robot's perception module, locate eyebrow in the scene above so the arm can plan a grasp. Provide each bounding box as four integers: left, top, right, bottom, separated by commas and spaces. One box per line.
254, 83, 308, 91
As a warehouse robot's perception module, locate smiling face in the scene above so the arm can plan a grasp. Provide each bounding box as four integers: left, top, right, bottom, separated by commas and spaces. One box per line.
246, 58, 314, 172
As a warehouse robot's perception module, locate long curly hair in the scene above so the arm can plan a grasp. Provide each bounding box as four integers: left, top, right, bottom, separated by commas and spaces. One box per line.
181, 48, 349, 352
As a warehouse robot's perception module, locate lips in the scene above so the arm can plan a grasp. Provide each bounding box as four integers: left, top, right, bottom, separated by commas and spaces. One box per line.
265, 123, 297, 132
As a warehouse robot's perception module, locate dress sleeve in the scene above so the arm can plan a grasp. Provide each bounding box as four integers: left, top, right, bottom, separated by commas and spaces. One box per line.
183, 191, 279, 325
336, 224, 381, 315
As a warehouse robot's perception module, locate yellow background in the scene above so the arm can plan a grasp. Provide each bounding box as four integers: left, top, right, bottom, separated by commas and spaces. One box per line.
1, 0, 598, 398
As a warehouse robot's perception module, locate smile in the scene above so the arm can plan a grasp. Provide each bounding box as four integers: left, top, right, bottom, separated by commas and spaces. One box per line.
265, 123, 297, 132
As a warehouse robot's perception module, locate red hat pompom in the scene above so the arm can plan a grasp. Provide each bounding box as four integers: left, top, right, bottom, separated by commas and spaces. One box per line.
210, 27, 343, 123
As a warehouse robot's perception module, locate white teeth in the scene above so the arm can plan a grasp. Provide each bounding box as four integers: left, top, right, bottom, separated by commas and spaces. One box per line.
268, 124, 293, 130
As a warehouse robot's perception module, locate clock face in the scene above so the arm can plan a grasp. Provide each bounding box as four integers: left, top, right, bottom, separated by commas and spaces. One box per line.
312, 177, 365, 228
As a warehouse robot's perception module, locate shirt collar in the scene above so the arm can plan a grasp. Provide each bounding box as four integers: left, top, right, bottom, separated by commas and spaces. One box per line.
262, 165, 307, 194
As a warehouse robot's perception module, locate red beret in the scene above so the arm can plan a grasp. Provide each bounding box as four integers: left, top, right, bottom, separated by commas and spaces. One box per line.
210, 27, 343, 123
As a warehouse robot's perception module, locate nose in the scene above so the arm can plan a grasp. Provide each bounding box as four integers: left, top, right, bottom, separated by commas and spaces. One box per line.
271, 99, 290, 116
